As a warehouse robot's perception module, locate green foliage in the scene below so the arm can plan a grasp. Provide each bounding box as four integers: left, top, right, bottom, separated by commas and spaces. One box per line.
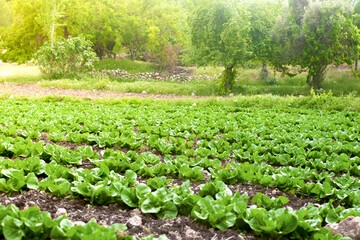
271, 0, 360, 89
0, 0, 45, 63
354, 1, 360, 28
115, 0, 185, 69
251, 193, 289, 210
62, 0, 120, 60
186, 0, 250, 92
244, 0, 281, 78
0, 0, 12, 28
35, 36, 98, 78
94, 59, 158, 73
300, 0, 360, 89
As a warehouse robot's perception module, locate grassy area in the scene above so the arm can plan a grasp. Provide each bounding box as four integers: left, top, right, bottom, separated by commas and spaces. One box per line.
1, 91, 359, 112
191, 66, 224, 76
1, 60, 359, 97
94, 58, 158, 73
0, 63, 42, 83
39, 77, 219, 96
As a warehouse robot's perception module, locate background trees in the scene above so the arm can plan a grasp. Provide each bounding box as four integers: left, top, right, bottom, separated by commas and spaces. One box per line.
0, 0, 45, 63
0, 0, 184, 68
300, 1, 360, 89
244, 0, 282, 79
0, 0, 12, 28
271, 0, 360, 89
115, 0, 184, 70
187, 0, 250, 92
1, 0, 360, 92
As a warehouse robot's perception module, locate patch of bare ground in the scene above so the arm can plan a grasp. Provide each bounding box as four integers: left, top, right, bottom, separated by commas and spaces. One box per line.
0, 190, 256, 240
0, 82, 212, 100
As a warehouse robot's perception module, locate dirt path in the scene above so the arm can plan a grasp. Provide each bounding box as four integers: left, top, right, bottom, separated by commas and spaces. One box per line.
0, 82, 209, 100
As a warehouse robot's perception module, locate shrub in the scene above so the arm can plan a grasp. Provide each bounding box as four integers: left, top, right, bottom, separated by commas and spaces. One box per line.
35, 36, 98, 78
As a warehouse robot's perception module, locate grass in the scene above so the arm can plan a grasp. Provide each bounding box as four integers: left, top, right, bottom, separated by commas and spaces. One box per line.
1, 92, 359, 112
191, 66, 224, 76
39, 77, 219, 96
94, 58, 158, 74
0, 63, 42, 83
1, 59, 360, 97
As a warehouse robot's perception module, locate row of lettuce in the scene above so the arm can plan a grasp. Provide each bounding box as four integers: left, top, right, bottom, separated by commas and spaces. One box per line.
1, 136, 360, 208
0, 101, 360, 239
1, 103, 359, 177
0, 204, 167, 240
0, 155, 354, 240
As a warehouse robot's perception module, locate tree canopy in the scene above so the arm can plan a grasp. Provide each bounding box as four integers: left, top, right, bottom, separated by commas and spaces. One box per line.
271, 0, 360, 89
1, 0, 360, 91
187, 0, 250, 92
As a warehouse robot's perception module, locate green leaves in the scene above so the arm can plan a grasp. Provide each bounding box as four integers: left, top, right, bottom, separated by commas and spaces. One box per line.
179, 165, 205, 181
141, 188, 178, 219
245, 208, 298, 237
0, 204, 145, 240
35, 36, 98, 78
251, 193, 289, 210
191, 197, 236, 230
147, 176, 172, 190
121, 187, 138, 208
187, 0, 250, 91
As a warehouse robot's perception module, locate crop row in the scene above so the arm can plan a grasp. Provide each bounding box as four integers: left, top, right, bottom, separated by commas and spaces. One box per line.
0, 156, 353, 239
1, 101, 360, 239
0, 102, 359, 144
2, 128, 360, 178
0, 204, 166, 240
2, 135, 360, 207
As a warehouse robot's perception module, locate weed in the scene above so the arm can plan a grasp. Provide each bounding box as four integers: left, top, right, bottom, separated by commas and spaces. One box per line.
94, 59, 158, 74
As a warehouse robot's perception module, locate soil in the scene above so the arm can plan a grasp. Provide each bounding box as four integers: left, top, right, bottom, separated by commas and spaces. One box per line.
0, 82, 211, 100
0, 191, 258, 240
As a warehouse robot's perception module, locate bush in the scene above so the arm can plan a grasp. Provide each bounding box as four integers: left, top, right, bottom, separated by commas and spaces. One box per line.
35, 36, 98, 78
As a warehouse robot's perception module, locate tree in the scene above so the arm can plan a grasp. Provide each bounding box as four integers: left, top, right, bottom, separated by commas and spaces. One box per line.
300, 0, 360, 89
115, 0, 185, 70
271, 0, 360, 89
244, 0, 282, 79
59, 0, 121, 60
187, 0, 250, 93
0, 0, 46, 63
36, 0, 67, 47
0, 0, 12, 28
289, 0, 309, 25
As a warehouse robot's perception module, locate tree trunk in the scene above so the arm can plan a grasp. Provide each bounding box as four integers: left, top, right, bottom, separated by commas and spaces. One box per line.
220, 66, 236, 94
306, 75, 312, 88
51, 20, 55, 47
224, 66, 233, 91
63, 26, 70, 39
50, 1, 57, 48
313, 74, 322, 90
356, 59, 358, 71
131, 52, 135, 61
308, 66, 327, 89
261, 61, 268, 79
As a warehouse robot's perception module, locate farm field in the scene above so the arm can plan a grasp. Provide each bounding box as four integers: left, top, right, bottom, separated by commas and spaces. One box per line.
0, 100, 358, 239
